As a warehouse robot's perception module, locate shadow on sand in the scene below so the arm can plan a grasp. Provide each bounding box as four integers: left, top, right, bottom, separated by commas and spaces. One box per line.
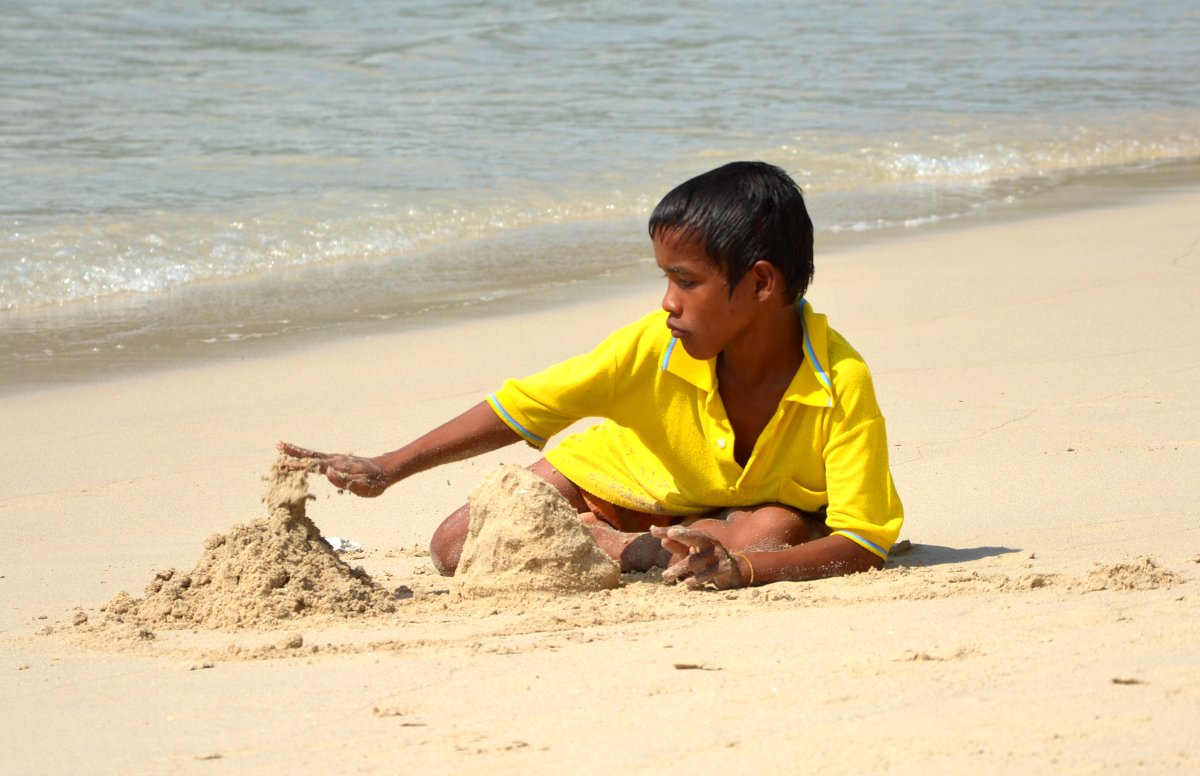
885, 541, 1021, 569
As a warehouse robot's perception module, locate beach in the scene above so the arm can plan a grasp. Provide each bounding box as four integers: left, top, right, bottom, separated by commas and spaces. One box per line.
2, 189, 1197, 773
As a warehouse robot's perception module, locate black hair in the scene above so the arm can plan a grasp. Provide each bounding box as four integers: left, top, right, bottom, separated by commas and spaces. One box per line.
648, 161, 814, 302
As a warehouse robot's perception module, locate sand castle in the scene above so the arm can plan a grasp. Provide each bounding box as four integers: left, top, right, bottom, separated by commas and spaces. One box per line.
453, 464, 620, 598
95, 460, 397, 633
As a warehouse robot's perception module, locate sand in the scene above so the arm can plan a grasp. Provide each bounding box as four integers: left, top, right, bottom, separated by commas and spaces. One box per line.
2, 190, 1199, 773
453, 465, 620, 599
60, 461, 396, 653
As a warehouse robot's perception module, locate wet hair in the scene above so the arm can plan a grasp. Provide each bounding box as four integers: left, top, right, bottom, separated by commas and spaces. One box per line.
648, 161, 814, 302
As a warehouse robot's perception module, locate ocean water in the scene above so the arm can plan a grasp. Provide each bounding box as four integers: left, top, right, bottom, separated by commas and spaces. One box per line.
3, 0, 1199, 391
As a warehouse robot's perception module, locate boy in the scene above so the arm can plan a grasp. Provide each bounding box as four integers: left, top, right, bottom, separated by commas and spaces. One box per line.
279, 161, 903, 590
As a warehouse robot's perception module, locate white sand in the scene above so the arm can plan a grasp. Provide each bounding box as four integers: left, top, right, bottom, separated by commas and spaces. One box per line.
1, 191, 1198, 773
453, 464, 620, 598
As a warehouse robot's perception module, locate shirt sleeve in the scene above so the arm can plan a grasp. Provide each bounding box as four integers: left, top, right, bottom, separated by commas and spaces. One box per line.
821, 360, 905, 559
486, 316, 644, 448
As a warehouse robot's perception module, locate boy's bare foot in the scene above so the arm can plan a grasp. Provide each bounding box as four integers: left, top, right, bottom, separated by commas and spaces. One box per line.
580, 513, 672, 572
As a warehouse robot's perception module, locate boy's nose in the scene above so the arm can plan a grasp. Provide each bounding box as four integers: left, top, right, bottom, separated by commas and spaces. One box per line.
661, 288, 681, 315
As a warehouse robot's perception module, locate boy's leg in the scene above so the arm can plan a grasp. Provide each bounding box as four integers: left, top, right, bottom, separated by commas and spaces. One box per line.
428, 465, 824, 576
576, 515, 674, 573
563, 502, 827, 574
428, 458, 667, 575
427, 502, 471, 576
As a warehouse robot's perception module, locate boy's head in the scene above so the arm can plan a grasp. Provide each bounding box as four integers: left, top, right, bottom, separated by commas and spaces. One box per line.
648, 161, 814, 303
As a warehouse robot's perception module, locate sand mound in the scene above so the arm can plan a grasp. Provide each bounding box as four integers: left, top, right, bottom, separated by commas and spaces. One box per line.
453, 465, 620, 598
92, 460, 396, 633
1079, 557, 1183, 591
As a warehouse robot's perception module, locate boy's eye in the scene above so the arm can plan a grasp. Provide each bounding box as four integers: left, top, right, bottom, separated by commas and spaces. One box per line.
662, 273, 696, 289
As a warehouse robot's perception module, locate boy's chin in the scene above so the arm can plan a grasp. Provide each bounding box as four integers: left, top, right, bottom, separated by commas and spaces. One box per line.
677, 338, 718, 361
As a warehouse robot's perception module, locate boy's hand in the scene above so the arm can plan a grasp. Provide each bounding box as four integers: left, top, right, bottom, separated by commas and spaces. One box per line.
650, 526, 746, 590
276, 442, 390, 498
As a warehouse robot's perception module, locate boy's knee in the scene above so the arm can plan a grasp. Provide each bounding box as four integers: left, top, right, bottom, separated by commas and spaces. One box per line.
750, 507, 801, 546
729, 504, 827, 550
429, 505, 470, 576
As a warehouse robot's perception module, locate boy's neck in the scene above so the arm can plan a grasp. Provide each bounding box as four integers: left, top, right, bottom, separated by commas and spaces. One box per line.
716, 302, 805, 389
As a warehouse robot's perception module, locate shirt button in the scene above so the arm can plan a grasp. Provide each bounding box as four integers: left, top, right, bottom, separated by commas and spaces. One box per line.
716, 438, 727, 449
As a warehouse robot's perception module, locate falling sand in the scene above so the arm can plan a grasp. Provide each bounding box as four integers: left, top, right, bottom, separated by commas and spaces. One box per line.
82, 460, 396, 638
453, 465, 620, 599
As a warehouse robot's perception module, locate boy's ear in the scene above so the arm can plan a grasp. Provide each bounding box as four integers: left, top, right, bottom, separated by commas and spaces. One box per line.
749, 260, 777, 301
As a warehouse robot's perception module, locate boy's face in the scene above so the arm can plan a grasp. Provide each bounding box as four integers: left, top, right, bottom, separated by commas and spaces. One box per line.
654, 231, 758, 360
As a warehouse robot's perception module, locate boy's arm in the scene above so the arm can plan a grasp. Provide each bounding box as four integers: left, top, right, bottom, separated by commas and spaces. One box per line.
653, 527, 882, 589
277, 401, 521, 497
738, 534, 883, 583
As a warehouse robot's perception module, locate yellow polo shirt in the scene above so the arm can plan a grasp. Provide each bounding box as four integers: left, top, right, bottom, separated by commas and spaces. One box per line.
486, 300, 903, 559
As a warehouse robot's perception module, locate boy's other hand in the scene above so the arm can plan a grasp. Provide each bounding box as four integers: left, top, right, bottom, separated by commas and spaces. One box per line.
650, 526, 745, 590
276, 441, 390, 498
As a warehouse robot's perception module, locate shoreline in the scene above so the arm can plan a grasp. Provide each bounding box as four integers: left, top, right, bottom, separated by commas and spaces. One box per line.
2, 186, 1198, 772
5, 157, 1200, 397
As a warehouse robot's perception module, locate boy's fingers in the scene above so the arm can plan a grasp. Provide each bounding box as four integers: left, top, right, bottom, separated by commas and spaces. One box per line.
277, 441, 320, 459
662, 540, 725, 586
279, 457, 323, 473
662, 526, 716, 552
649, 526, 692, 557
276, 442, 333, 471
669, 558, 718, 591
662, 558, 692, 585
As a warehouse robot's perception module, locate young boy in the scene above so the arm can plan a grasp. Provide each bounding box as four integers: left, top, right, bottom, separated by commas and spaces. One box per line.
278, 161, 903, 590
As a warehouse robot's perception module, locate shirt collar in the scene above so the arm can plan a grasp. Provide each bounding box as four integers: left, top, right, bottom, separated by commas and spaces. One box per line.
660, 333, 716, 391
787, 298, 834, 407
659, 299, 833, 408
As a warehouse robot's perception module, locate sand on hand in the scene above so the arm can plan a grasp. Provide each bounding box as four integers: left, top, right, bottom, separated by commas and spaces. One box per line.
91, 459, 396, 635
453, 464, 620, 598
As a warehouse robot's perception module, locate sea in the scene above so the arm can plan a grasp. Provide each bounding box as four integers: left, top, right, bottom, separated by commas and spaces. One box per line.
3, 0, 1199, 392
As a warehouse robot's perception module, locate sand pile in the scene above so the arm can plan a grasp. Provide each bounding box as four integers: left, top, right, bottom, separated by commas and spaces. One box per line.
1079, 557, 1183, 592
93, 460, 396, 632
453, 465, 620, 598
